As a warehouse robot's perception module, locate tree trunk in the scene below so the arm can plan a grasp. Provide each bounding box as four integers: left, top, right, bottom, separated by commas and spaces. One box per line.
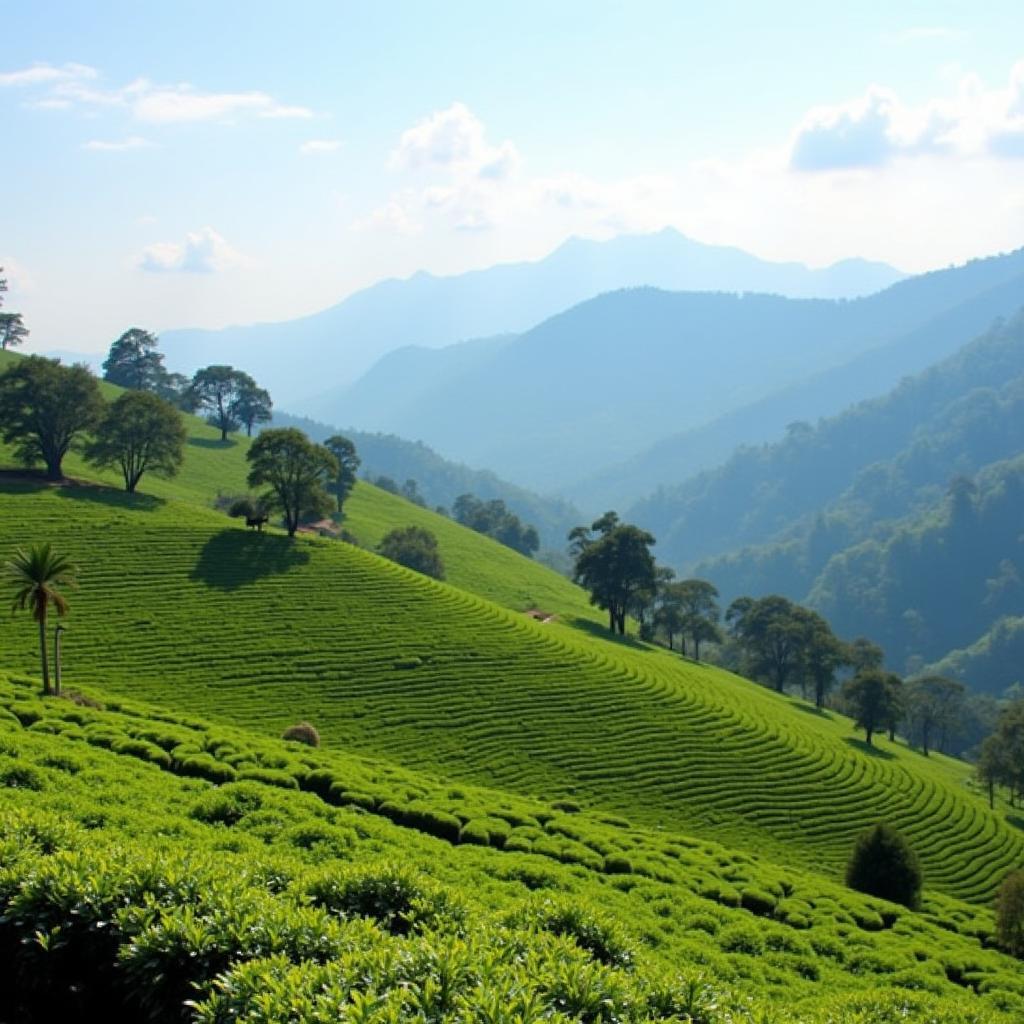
988, 778, 994, 810
608, 608, 615, 633
865, 727, 873, 747
693, 637, 700, 661
38, 616, 50, 696
922, 722, 930, 757
888, 725, 895, 742
45, 457, 62, 482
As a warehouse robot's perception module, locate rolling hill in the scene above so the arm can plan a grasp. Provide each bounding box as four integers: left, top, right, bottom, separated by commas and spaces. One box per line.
158, 227, 904, 404
3, 350, 1024, 1022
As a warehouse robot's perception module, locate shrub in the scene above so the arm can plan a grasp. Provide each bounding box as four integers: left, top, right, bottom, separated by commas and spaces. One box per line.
0, 761, 44, 791
376, 525, 445, 580
718, 923, 765, 955
282, 721, 320, 747
603, 855, 633, 875
306, 863, 464, 936
112, 738, 173, 769
740, 887, 776, 917
996, 869, 1024, 957
177, 754, 238, 785
459, 820, 492, 846
845, 823, 922, 909
190, 783, 264, 825
237, 767, 299, 790
508, 897, 635, 969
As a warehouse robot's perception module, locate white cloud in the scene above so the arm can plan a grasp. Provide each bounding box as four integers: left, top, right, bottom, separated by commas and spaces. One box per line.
390, 102, 520, 180
2, 62, 312, 124
83, 135, 153, 152
137, 227, 247, 273
351, 198, 421, 236
0, 62, 96, 87
791, 61, 1024, 171
299, 138, 342, 155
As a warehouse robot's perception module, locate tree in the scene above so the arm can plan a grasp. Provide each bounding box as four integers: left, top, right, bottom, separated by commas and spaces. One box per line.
842, 668, 903, 747
570, 513, 656, 635
246, 428, 338, 537
4, 543, 77, 696
324, 435, 361, 515
675, 579, 722, 661
377, 525, 445, 579
726, 595, 811, 693
102, 328, 167, 391
85, 391, 187, 493
845, 823, 922, 908
453, 493, 540, 557
905, 676, 966, 756
0, 267, 29, 350
995, 870, 1024, 958
0, 357, 104, 479
801, 612, 848, 709
847, 636, 884, 673
231, 378, 273, 437
187, 366, 250, 441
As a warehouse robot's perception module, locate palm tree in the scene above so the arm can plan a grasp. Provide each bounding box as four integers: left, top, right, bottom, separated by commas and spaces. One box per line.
5, 543, 78, 696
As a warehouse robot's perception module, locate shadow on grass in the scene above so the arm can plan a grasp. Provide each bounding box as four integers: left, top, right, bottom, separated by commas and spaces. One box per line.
844, 737, 896, 760
568, 617, 650, 652
189, 437, 238, 450
56, 486, 165, 511
790, 700, 833, 719
191, 528, 310, 590
1007, 814, 1024, 832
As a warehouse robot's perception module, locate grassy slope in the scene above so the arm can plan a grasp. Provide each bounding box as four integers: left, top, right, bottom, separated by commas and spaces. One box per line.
2, 670, 1023, 1020
0, 350, 600, 625
0, 482, 1020, 909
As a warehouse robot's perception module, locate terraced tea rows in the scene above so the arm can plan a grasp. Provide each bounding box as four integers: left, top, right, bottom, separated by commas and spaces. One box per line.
3, 671, 1023, 1021
1, 483, 1020, 904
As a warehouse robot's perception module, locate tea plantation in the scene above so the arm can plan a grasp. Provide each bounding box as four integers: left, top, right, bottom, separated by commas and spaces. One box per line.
2, 354, 1024, 1020
1, 671, 1023, 1022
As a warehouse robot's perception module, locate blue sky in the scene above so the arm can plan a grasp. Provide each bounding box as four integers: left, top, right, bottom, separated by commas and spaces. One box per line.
4, 1, 1024, 352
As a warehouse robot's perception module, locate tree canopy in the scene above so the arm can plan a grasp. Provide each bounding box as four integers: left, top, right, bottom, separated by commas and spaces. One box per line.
377, 525, 446, 580
841, 668, 903, 747
187, 366, 269, 441
85, 390, 187, 493
324, 435, 361, 515
0, 267, 29, 351
845, 823, 922, 908
4, 542, 78, 696
246, 428, 338, 537
103, 328, 167, 391
0, 356, 104, 479
570, 513, 656, 635
453, 493, 540, 557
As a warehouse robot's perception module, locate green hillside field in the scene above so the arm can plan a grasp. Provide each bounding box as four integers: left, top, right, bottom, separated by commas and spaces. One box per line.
2, 351, 1024, 1020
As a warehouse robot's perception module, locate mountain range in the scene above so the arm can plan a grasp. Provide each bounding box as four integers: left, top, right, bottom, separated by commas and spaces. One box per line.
159, 228, 904, 404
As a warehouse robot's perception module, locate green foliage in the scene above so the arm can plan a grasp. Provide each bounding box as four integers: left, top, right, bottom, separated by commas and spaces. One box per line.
246, 427, 338, 537
323, 434, 360, 514
995, 870, 1024, 958
841, 670, 903, 746
0, 355, 104, 479
453, 493, 540, 557
102, 327, 168, 392
846, 823, 923, 908
85, 389, 187, 492
377, 524, 446, 579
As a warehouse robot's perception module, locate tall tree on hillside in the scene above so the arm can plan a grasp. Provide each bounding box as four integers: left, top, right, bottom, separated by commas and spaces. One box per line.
377, 525, 445, 579
187, 365, 250, 441
905, 676, 966, 756
847, 636, 885, 673
0, 357, 104, 479
231, 376, 273, 437
324, 435, 361, 515
85, 391, 187, 493
842, 668, 903, 747
726, 594, 812, 693
246, 428, 338, 537
570, 512, 656, 635
0, 267, 29, 351
675, 579, 722, 661
801, 611, 848, 709
102, 328, 167, 391
4, 543, 77, 696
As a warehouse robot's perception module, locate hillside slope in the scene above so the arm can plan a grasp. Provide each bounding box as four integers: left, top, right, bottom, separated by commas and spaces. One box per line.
0, 482, 1020, 905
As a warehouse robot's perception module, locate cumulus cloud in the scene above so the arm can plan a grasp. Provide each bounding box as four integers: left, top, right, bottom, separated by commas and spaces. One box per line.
137, 227, 246, 273
0, 62, 312, 124
390, 102, 520, 180
299, 138, 342, 155
83, 135, 153, 152
791, 61, 1024, 171
351, 198, 421, 236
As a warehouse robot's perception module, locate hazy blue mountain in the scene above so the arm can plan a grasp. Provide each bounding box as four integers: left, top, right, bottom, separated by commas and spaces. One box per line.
159, 228, 903, 403
269, 410, 581, 551
578, 265, 1024, 510
315, 247, 1024, 493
